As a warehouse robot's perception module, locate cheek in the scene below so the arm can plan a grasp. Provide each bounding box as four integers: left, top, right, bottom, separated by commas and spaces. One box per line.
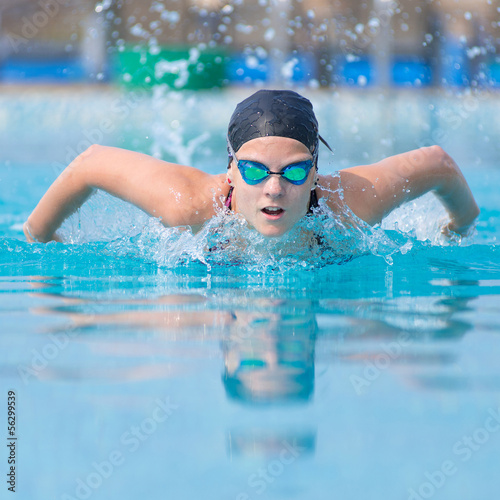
293, 187, 312, 210
233, 184, 260, 216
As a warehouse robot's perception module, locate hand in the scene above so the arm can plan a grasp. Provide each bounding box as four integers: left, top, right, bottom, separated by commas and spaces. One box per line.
23, 221, 37, 242
441, 219, 477, 242
23, 221, 61, 243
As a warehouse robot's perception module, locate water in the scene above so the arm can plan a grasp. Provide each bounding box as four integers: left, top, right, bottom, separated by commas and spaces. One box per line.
1, 89, 500, 500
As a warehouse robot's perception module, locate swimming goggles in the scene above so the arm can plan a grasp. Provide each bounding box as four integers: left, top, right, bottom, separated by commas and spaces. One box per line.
227, 137, 315, 186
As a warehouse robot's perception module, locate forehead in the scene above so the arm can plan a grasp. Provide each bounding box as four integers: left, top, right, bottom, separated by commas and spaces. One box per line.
236, 136, 311, 157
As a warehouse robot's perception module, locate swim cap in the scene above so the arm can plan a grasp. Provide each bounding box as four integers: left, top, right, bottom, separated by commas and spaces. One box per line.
227, 89, 319, 156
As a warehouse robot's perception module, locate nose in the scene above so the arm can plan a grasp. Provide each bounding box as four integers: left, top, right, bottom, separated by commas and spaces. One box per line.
264, 174, 285, 198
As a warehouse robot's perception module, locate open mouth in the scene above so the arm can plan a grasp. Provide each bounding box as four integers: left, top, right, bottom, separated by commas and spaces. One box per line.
262, 207, 285, 217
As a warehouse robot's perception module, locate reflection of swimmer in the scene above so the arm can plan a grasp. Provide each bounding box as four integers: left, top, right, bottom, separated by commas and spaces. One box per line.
29, 294, 318, 399
24, 90, 479, 243
222, 310, 317, 404
227, 427, 316, 460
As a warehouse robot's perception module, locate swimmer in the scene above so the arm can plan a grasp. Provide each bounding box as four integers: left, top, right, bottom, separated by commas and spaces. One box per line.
23, 89, 479, 243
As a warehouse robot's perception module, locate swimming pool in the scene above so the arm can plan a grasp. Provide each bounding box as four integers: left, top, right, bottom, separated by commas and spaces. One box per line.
1, 87, 500, 500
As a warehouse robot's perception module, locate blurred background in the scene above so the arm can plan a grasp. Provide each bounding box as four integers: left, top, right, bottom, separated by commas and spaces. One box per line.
1, 0, 500, 173
1, 0, 499, 89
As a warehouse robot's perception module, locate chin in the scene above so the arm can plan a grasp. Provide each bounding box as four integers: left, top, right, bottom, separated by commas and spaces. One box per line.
258, 224, 291, 238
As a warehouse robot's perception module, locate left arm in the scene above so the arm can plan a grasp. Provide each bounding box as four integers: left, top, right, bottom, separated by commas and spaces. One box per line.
329, 146, 479, 235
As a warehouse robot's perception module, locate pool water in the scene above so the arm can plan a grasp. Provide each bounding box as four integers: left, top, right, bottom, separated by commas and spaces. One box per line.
1, 88, 500, 500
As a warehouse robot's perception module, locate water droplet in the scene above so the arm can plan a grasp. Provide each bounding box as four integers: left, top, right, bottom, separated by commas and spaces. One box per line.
357, 75, 367, 86
264, 28, 275, 41
149, 45, 161, 56
309, 79, 320, 89
236, 23, 254, 34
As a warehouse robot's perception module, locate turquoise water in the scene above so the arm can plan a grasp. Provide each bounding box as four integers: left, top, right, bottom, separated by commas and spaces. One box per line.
1, 89, 500, 500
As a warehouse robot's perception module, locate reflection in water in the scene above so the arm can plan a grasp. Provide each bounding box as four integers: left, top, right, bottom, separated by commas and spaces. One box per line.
15, 277, 493, 477
24, 275, 489, 400
25, 278, 477, 394
222, 311, 317, 404
227, 428, 316, 460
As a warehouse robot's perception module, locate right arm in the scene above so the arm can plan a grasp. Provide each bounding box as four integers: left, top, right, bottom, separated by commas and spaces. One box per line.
319, 146, 479, 236
24, 145, 227, 242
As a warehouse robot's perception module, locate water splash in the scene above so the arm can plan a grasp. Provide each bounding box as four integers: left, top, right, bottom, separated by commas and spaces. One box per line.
154, 47, 201, 89
380, 192, 477, 246
103, 198, 413, 272
49, 181, 476, 273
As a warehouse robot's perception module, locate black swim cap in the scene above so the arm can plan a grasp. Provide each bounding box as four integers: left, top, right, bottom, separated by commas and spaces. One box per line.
227, 89, 319, 156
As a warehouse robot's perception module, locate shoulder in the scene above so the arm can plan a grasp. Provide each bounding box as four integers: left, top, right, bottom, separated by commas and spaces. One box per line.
84, 145, 229, 227
155, 167, 229, 226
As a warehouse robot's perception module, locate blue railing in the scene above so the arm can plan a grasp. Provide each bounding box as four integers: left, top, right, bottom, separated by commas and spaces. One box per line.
1, 50, 499, 88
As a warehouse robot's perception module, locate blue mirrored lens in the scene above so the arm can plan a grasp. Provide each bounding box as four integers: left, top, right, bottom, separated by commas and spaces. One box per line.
282, 161, 314, 184
238, 161, 269, 184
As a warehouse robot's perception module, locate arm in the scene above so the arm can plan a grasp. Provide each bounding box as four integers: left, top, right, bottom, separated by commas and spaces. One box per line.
24, 145, 227, 242
334, 146, 479, 236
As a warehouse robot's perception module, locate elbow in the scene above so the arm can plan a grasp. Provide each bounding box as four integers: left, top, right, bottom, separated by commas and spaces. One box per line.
424, 145, 459, 185
66, 144, 108, 186
73, 144, 105, 166
428, 145, 445, 156
431, 145, 456, 171
426, 145, 449, 167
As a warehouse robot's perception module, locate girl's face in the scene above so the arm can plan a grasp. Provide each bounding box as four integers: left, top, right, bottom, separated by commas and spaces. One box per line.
228, 136, 317, 237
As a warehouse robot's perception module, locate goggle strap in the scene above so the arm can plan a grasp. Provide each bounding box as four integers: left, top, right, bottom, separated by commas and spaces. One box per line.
227, 134, 334, 168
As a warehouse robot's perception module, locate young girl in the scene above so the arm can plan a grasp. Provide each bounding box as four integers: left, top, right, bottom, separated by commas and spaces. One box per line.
23, 89, 479, 243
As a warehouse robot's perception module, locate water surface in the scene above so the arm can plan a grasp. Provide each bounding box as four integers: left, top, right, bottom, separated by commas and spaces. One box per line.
1, 89, 499, 500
